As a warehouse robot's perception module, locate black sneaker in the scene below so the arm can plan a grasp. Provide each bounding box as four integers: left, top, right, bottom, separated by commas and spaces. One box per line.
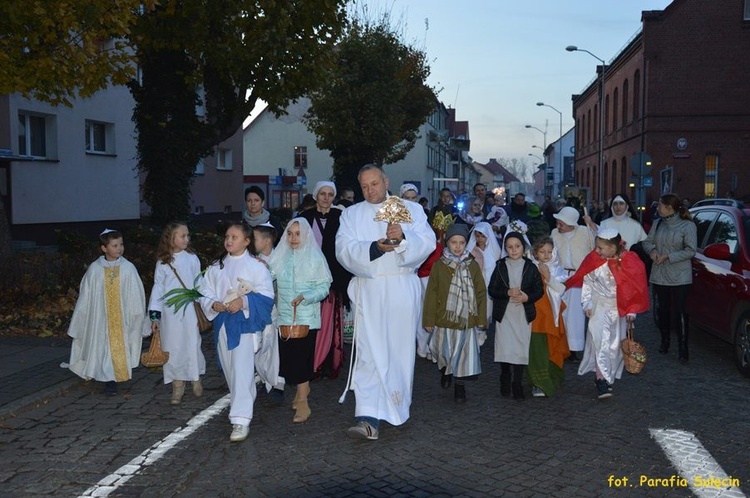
104, 381, 118, 396
596, 379, 612, 399
454, 383, 466, 404
440, 367, 452, 389
268, 388, 284, 403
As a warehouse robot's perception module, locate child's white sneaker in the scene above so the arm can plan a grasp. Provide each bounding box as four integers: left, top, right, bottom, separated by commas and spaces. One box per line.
531, 386, 546, 397
229, 424, 249, 442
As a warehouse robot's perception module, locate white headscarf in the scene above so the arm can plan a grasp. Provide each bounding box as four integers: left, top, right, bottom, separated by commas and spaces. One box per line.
467, 222, 502, 281
399, 183, 419, 197
270, 218, 332, 285
312, 181, 337, 199
529, 241, 566, 327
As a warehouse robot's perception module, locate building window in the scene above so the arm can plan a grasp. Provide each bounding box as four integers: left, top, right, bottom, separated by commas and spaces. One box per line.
581, 115, 586, 148
622, 79, 629, 126
216, 148, 232, 170
633, 70, 641, 122
275, 190, 300, 210
195, 158, 205, 175
18, 112, 49, 157
593, 104, 598, 144
294, 146, 307, 169
610, 160, 617, 197
745, 0, 750, 20
704, 154, 718, 198
612, 87, 619, 132
85, 120, 114, 154
604, 95, 610, 135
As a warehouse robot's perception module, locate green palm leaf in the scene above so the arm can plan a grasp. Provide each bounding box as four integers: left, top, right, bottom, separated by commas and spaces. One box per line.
162, 287, 203, 315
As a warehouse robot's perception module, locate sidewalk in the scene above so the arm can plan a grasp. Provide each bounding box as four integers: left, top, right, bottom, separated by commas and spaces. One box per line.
0, 336, 79, 419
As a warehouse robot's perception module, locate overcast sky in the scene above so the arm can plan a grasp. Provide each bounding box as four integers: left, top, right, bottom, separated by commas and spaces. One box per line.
362, 0, 673, 166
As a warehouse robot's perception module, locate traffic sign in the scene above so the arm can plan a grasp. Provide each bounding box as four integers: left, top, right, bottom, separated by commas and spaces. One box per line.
631, 152, 653, 176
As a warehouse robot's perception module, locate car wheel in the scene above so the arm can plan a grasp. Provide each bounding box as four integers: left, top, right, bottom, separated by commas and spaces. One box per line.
735, 312, 750, 378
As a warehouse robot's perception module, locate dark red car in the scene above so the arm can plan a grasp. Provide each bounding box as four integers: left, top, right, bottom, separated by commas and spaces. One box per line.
687, 199, 750, 377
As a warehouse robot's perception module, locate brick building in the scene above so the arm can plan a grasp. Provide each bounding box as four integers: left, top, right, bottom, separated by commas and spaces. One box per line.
571, 0, 750, 207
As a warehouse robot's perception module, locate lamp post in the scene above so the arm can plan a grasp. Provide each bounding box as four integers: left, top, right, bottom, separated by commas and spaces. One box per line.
528, 153, 543, 162
525, 124, 547, 150
536, 102, 563, 199
566, 45, 606, 203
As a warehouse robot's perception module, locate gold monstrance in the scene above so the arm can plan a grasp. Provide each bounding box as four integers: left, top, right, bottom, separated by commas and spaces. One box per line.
374, 195, 413, 245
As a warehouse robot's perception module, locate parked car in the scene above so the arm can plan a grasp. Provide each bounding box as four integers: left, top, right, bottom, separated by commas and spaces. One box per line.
685, 199, 750, 377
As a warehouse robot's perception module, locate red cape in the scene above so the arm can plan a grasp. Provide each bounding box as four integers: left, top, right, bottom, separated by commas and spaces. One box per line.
418, 242, 443, 278
565, 250, 650, 316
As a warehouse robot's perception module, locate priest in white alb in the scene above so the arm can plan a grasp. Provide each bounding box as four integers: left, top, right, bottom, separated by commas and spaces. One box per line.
336, 164, 435, 441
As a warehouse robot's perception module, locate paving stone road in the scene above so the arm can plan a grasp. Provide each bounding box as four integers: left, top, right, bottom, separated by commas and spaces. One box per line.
0, 313, 748, 497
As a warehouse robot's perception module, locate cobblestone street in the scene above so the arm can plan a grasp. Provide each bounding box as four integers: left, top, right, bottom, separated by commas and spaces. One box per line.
1, 313, 748, 497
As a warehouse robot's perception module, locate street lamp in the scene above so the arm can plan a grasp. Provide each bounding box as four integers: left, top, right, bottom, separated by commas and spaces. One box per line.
536, 102, 563, 198
566, 45, 606, 202
525, 124, 547, 150
528, 153, 543, 162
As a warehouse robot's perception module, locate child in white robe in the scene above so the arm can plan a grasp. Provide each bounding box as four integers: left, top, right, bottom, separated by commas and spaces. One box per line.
200, 222, 274, 442
467, 222, 502, 346
252, 222, 285, 401
148, 222, 206, 405
568, 229, 649, 399
68, 229, 147, 395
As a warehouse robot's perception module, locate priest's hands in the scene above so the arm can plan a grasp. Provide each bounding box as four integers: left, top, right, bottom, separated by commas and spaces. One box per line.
386, 223, 404, 242
377, 239, 397, 252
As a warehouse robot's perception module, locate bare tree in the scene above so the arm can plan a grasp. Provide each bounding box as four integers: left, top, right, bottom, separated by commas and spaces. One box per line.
497, 157, 533, 183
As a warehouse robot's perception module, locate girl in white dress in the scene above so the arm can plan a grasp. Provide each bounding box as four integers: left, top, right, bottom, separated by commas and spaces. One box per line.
201, 223, 274, 442
467, 222, 502, 346
149, 222, 207, 405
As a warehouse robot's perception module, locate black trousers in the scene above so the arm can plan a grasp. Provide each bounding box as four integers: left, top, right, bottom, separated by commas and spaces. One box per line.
653, 284, 691, 331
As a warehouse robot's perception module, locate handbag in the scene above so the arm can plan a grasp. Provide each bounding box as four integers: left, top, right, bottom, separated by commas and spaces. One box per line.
141, 329, 170, 367
621, 321, 647, 374
167, 263, 212, 333
279, 303, 309, 340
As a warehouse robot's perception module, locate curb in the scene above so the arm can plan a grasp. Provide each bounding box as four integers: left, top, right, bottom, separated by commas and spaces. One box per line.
0, 377, 80, 421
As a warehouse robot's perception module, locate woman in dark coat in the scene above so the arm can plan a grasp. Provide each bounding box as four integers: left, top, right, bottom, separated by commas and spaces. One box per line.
301, 181, 352, 378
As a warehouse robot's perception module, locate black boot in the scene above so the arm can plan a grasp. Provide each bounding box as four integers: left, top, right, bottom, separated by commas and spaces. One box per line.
454, 382, 466, 404
440, 367, 452, 389
677, 314, 689, 363
658, 329, 670, 354
512, 364, 525, 400
499, 363, 511, 397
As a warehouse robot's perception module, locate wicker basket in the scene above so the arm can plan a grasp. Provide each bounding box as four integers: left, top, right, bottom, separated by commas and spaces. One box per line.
621, 322, 646, 374
141, 329, 169, 368
279, 304, 309, 340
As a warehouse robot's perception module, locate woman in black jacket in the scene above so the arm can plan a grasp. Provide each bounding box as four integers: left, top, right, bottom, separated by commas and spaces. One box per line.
488, 232, 544, 399
300, 181, 352, 379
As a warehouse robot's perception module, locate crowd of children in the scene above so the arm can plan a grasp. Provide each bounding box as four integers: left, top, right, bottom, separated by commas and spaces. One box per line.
65, 197, 649, 443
